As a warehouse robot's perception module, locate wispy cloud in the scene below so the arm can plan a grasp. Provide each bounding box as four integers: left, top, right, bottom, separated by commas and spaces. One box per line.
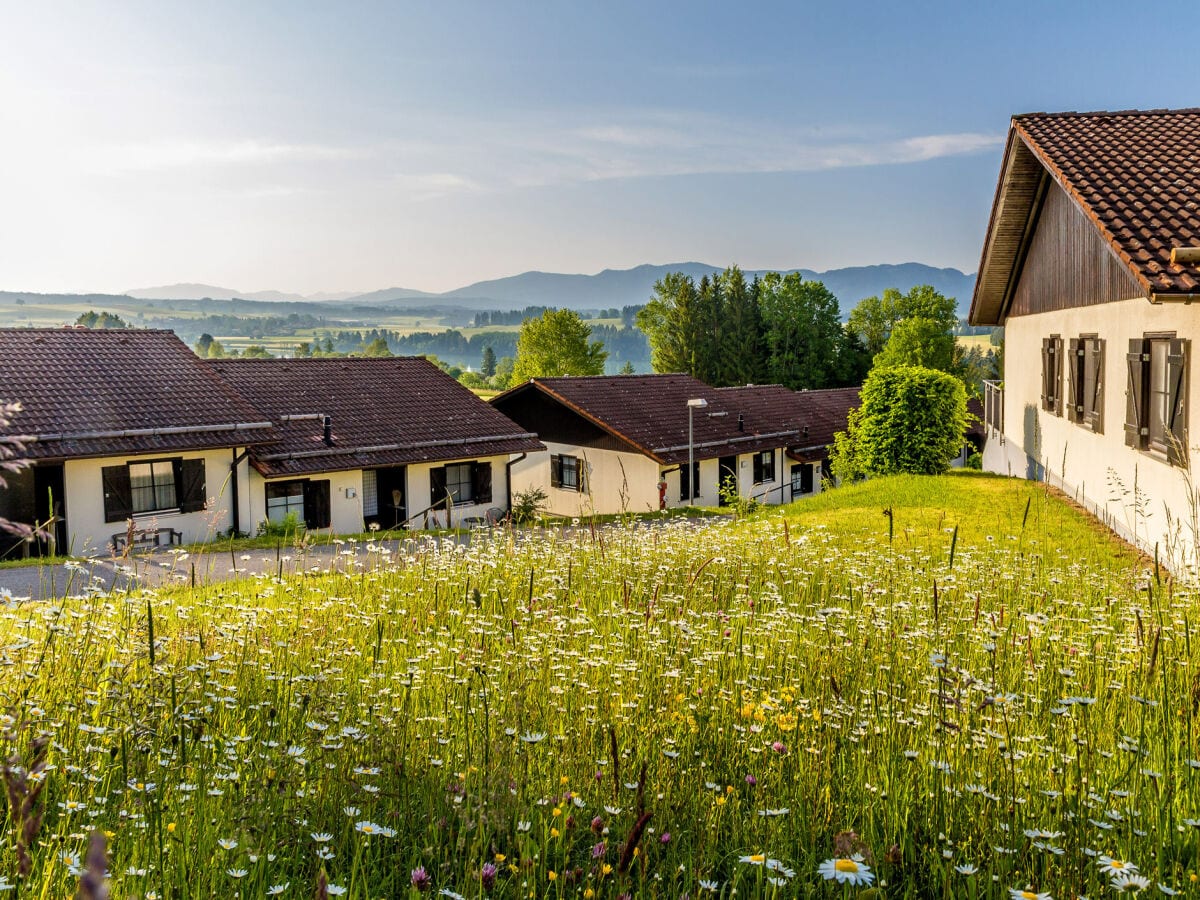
93, 139, 366, 172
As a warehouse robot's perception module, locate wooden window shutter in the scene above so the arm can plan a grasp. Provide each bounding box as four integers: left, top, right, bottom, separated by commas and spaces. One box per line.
1125, 338, 1148, 448
303, 480, 331, 529
1167, 338, 1189, 466
101, 465, 133, 523
1067, 338, 1082, 422
577, 458, 586, 494
550, 454, 562, 488
178, 458, 207, 513
430, 466, 447, 507
1088, 339, 1105, 434
1052, 337, 1063, 416
753, 453, 763, 483
1041, 338, 1052, 410
472, 461, 493, 504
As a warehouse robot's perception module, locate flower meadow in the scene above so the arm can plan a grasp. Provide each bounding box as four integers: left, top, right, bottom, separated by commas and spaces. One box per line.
1, 473, 1197, 899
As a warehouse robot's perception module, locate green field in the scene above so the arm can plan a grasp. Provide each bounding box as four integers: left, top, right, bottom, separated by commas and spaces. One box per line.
7, 472, 1197, 898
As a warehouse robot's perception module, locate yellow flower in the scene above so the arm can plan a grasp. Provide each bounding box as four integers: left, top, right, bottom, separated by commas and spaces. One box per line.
601, 864, 612, 876
495, 853, 506, 863
166, 823, 176, 834
550, 827, 560, 838
560, 775, 569, 785
552, 807, 562, 818
547, 870, 557, 882
584, 890, 594, 899
716, 795, 727, 806
775, 713, 797, 732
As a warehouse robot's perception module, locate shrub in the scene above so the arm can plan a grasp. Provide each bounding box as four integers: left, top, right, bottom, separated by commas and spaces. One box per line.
256, 512, 304, 538
832, 365, 967, 478
510, 487, 548, 524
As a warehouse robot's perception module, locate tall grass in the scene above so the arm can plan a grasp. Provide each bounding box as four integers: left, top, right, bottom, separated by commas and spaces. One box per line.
0, 473, 1189, 899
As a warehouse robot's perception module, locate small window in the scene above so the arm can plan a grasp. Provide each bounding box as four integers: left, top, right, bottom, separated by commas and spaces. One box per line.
1126, 335, 1188, 465
550, 454, 585, 492
444, 463, 475, 504
266, 481, 305, 523
1041, 336, 1063, 415
1067, 336, 1105, 432
752, 450, 775, 484
791, 462, 814, 496
129, 460, 177, 513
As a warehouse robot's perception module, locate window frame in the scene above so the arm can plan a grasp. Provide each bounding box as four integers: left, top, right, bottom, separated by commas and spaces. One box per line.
443, 462, 476, 505
1067, 335, 1105, 433
128, 458, 179, 514
752, 449, 776, 485
1125, 333, 1188, 466
265, 480, 306, 524
550, 453, 585, 492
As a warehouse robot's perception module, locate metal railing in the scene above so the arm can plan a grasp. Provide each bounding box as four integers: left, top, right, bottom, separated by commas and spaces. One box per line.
983, 380, 1004, 436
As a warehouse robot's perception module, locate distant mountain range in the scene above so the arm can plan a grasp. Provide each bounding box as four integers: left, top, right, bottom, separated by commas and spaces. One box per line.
125, 262, 976, 317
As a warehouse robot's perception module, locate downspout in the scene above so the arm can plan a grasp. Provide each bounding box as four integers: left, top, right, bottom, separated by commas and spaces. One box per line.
230, 448, 251, 536
505, 453, 527, 513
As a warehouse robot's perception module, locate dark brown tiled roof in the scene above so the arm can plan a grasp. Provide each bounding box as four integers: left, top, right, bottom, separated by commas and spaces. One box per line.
492, 375, 858, 466
207, 357, 542, 477
971, 108, 1200, 323
0, 328, 277, 460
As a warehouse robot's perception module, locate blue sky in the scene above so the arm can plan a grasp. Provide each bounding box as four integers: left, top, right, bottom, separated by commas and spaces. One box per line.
1, 0, 1195, 295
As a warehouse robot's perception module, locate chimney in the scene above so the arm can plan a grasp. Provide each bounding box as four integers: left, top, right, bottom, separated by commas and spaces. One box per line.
322, 415, 333, 446
737, 413, 744, 433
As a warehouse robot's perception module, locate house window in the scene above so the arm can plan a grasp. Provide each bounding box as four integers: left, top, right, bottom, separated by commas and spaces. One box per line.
752, 450, 776, 484
1041, 336, 1063, 415
130, 460, 177, 513
430, 461, 493, 507
679, 461, 700, 500
1126, 335, 1189, 465
101, 457, 206, 523
1067, 336, 1105, 432
266, 481, 305, 523
264, 480, 331, 529
791, 463, 814, 496
550, 454, 585, 492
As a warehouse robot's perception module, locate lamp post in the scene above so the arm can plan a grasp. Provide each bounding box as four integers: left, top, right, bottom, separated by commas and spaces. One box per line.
686, 398, 708, 505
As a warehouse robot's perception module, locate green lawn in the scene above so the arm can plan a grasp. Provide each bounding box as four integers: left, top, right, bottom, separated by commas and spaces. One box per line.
6, 472, 1193, 900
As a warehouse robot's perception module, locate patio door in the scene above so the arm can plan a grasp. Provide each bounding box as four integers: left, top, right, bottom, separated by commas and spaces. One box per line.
718, 456, 738, 506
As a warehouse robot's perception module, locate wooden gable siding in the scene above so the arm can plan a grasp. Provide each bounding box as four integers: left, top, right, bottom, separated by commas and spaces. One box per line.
1008, 179, 1144, 317
492, 389, 638, 454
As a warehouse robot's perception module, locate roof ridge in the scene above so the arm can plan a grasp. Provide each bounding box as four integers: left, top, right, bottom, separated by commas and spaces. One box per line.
1014, 107, 1200, 120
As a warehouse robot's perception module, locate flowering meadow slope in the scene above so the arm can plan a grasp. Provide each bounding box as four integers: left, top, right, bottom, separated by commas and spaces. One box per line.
2, 473, 1194, 899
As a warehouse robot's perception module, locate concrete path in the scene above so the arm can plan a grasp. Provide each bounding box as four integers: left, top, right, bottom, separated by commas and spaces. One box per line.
0, 535, 457, 601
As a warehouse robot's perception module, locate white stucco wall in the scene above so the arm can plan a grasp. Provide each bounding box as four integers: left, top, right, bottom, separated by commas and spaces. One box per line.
995, 297, 1200, 573
63, 447, 240, 554
245, 454, 514, 534
509, 443, 799, 515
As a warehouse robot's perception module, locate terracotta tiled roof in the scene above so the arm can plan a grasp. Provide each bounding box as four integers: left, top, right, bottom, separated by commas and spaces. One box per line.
971, 108, 1200, 323
0, 328, 277, 460
207, 357, 543, 477
492, 375, 859, 465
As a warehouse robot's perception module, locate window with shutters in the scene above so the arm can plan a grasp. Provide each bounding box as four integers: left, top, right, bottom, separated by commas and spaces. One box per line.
430, 461, 493, 506
752, 450, 775, 484
1041, 336, 1063, 415
266, 481, 305, 523
102, 457, 207, 522
1126, 334, 1189, 466
1067, 335, 1105, 432
550, 454, 584, 492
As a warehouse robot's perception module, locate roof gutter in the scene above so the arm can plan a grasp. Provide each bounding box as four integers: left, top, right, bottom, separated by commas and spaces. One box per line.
1149, 292, 1200, 304
31, 421, 274, 442
651, 428, 800, 455
256, 431, 540, 462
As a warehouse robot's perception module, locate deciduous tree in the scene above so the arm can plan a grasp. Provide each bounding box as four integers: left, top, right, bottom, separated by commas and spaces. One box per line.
511, 309, 607, 384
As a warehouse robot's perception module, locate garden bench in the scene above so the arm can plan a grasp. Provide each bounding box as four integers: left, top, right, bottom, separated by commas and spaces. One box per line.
111, 527, 183, 553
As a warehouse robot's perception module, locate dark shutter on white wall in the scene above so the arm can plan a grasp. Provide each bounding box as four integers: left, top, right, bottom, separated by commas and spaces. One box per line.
472, 462, 493, 504
303, 480, 331, 529
102, 465, 132, 523
550, 455, 563, 488
430, 467, 447, 507
178, 459, 207, 513
1067, 338, 1082, 422
1041, 338, 1051, 409
1126, 338, 1148, 448
1167, 338, 1189, 467
1088, 339, 1105, 434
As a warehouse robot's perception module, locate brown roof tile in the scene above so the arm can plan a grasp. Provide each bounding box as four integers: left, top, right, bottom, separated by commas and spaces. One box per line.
492, 375, 858, 465
207, 357, 543, 477
0, 328, 277, 459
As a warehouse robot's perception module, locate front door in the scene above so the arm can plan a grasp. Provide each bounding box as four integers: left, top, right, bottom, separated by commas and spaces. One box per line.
33, 464, 66, 555
718, 455, 738, 506
376, 467, 407, 529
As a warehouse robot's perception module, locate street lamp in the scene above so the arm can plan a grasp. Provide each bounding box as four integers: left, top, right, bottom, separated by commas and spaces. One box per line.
686, 398, 708, 505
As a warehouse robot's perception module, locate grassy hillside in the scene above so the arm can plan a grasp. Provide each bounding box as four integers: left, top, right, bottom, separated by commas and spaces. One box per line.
5, 473, 1193, 899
